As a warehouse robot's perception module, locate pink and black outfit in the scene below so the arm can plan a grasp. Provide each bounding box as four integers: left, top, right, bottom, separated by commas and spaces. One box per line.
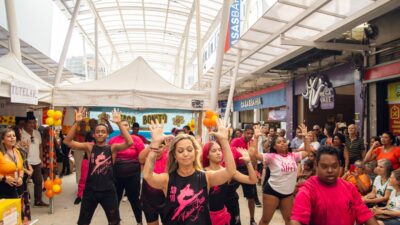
140, 149, 168, 223
77, 145, 119, 225
209, 183, 231, 225
163, 170, 211, 225
109, 134, 144, 224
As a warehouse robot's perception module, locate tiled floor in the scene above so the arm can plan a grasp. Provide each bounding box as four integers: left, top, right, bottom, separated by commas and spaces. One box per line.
30, 173, 285, 225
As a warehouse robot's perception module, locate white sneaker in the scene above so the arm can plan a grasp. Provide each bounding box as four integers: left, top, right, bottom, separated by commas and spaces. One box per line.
122, 196, 128, 202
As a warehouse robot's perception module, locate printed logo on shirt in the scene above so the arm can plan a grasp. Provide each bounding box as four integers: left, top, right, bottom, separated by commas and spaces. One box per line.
211, 186, 220, 195
90, 152, 111, 175
281, 161, 297, 173
171, 184, 206, 222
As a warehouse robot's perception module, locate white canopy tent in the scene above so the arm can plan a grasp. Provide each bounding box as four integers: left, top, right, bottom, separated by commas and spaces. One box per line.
0, 53, 53, 102
53, 57, 210, 110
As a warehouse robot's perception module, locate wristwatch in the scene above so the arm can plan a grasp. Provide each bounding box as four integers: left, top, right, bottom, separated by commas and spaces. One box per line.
1, 176, 6, 182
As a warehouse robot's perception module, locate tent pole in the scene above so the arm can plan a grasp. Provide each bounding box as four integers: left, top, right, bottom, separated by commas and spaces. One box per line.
224, 49, 241, 124
181, 35, 189, 88
5, 0, 22, 61
195, 0, 203, 90
82, 34, 88, 81
95, 18, 99, 80
210, 0, 231, 110
54, 0, 81, 86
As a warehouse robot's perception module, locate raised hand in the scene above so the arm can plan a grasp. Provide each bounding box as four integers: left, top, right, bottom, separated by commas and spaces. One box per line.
298, 124, 308, 136
209, 119, 230, 141
149, 119, 173, 144
111, 108, 121, 123
75, 107, 86, 123
237, 147, 251, 163
253, 125, 262, 138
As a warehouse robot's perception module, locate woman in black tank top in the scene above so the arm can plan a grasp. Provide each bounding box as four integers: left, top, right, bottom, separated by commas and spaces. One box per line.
143, 119, 237, 225
203, 141, 258, 225
63, 107, 134, 225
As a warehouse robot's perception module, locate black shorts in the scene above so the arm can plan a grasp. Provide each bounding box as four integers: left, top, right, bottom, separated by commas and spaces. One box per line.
237, 165, 256, 199
144, 211, 160, 223
263, 182, 292, 199
77, 188, 120, 225
225, 198, 241, 225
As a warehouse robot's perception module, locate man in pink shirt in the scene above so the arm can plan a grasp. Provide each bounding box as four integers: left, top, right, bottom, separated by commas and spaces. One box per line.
230, 125, 261, 225
290, 146, 378, 225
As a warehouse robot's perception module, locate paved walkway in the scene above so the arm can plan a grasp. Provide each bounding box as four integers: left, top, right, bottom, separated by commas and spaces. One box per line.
30, 173, 285, 224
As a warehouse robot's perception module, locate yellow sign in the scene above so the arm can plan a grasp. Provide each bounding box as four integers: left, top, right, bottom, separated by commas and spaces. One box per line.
0, 116, 16, 125
143, 114, 168, 125
0, 198, 22, 225
388, 82, 400, 103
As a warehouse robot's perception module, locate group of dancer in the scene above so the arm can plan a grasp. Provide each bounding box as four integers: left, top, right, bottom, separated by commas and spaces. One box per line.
59, 107, 399, 225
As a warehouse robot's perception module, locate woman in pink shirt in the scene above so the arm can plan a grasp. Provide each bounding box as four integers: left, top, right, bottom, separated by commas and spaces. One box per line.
109, 120, 145, 225
139, 137, 172, 225
249, 124, 313, 225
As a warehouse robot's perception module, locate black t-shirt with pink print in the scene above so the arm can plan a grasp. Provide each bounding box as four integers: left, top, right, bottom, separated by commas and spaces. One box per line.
162, 170, 211, 225
86, 145, 114, 191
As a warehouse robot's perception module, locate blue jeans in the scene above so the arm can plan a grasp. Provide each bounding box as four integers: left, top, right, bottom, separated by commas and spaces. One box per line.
383, 218, 400, 225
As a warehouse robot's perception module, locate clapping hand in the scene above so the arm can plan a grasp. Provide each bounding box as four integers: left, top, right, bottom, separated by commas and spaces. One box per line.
209, 119, 230, 141
237, 147, 251, 163
75, 107, 86, 123
298, 124, 308, 136
111, 108, 122, 123
253, 125, 262, 139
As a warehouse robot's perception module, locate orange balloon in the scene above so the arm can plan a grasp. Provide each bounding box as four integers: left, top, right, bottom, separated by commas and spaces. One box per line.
52, 184, 61, 194
44, 179, 53, 190
210, 115, 218, 127
52, 114, 60, 121
205, 110, 214, 119
49, 164, 54, 169
45, 190, 54, 198
54, 178, 62, 185
203, 118, 211, 127
49, 151, 54, 158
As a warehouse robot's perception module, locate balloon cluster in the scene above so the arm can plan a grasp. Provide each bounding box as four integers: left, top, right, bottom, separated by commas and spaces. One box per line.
203, 110, 218, 129
187, 118, 195, 132
45, 110, 63, 126
44, 177, 62, 198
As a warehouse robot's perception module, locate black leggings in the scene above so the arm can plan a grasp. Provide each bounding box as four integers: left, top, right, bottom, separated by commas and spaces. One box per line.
226, 197, 241, 225
77, 188, 120, 225
115, 172, 142, 223
0, 182, 18, 198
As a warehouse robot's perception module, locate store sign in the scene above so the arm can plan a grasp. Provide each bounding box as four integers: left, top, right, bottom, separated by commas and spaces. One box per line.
302, 74, 335, 112
142, 114, 168, 125
191, 99, 204, 109
268, 109, 287, 121
225, 0, 241, 52
240, 97, 262, 109
10, 80, 38, 105
389, 104, 400, 135
388, 82, 400, 103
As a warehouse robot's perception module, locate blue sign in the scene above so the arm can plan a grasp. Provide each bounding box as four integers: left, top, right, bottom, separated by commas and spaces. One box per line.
233, 89, 286, 112
229, 0, 240, 46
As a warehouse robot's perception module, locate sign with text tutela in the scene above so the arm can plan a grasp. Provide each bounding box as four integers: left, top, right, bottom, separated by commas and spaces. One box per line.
10, 80, 38, 105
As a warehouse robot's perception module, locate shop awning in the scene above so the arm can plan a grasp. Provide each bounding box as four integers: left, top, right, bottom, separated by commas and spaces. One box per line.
201, 0, 400, 92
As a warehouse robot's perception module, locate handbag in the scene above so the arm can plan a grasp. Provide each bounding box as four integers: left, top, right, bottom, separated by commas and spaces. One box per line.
114, 158, 140, 178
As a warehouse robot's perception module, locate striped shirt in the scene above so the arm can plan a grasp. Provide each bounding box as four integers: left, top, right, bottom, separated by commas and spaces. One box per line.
345, 136, 365, 164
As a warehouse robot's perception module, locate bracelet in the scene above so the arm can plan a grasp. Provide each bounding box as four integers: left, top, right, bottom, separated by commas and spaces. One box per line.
149, 146, 159, 151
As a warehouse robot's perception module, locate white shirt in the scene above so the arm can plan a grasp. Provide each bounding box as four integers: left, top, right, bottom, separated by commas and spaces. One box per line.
263, 152, 302, 195
21, 129, 42, 165
388, 188, 400, 212
373, 175, 390, 198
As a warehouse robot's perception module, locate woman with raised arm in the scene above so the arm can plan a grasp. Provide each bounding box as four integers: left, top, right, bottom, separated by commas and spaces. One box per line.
249, 124, 313, 225
63, 107, 133, 225
202, 141, 257, 225
143, 119, 236, 225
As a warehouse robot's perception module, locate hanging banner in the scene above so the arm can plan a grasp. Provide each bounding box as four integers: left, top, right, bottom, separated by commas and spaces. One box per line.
389, 104, 400, 135
225, 0, 241, 52
388, 82, 400, 103
10, 80, 38, 105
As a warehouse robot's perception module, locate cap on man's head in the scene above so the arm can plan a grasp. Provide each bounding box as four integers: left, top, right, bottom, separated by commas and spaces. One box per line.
132, 122, 140, 128
26, 112, 36, 120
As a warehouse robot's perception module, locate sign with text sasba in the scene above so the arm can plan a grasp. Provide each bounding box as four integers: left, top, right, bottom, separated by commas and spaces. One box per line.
302, 74, 335, 112
240, 97, 262, 109
10, 80, 38, 105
